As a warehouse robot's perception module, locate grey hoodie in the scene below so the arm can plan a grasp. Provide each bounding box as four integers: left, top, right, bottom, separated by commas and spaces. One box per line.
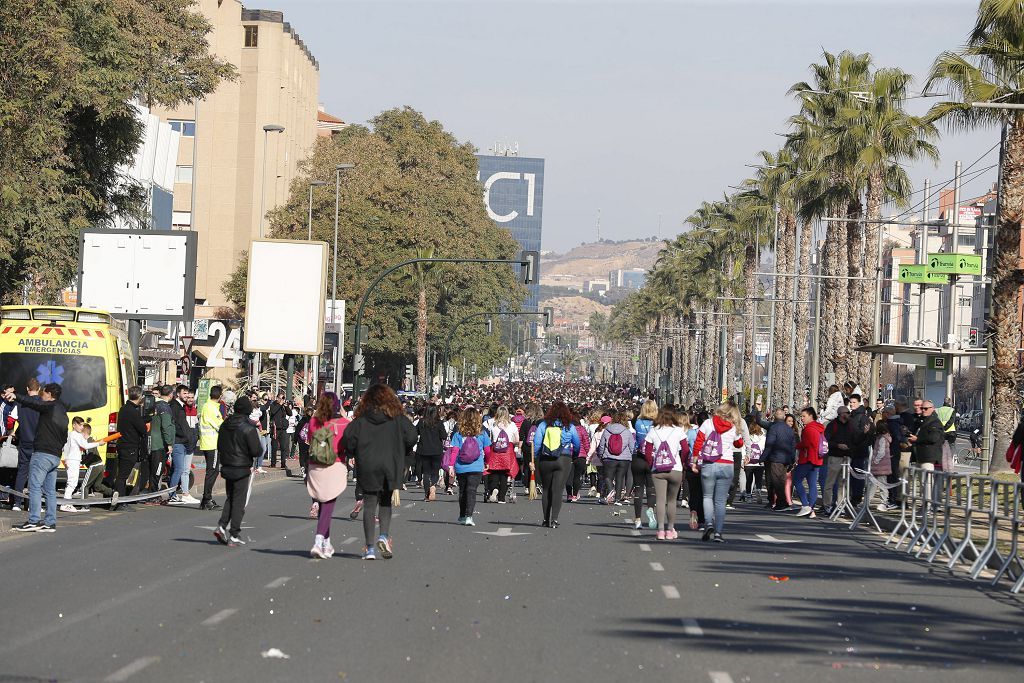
597, 423, 634, 461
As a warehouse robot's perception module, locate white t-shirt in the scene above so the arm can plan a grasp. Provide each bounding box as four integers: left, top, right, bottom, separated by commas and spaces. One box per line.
489, 422, 520, 455
63, 431, 92, 463
644, 425, 689, 473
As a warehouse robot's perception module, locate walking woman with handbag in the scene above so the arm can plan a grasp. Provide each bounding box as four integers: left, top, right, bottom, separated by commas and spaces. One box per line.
306, 392, 350, 559
341, 385, 418, 560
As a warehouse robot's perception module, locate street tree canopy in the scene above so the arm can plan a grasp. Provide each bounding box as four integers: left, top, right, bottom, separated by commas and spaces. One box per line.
0, 0, 234, 303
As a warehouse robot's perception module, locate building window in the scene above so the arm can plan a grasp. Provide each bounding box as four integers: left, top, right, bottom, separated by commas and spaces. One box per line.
168, 120, 195, 137
175, 165, 193, 183
244, 25, 258, 48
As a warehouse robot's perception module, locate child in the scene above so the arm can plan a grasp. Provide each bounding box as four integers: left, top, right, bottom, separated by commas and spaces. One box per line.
80, 424, 113, 499
871, 420, 893, 511
61, 417, 102, 510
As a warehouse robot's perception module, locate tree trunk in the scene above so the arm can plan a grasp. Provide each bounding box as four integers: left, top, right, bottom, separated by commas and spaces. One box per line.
772, 210, 797, 408
990, 117, 1024, 473
842, 198, 863, 384
702, 310, 717, 404
416, 287, 428, 392
744, 244, 757, 407
860, 169, 884, 397
818, 214, 844, 401
794, 218, 813, 407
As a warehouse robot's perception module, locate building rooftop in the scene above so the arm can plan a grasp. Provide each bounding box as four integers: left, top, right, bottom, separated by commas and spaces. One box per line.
241, 8, 319, 69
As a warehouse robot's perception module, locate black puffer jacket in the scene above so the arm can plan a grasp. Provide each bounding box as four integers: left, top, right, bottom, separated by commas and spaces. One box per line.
217, 413, 262, 470
912, 413, 945, 465
341, 410, 417, 492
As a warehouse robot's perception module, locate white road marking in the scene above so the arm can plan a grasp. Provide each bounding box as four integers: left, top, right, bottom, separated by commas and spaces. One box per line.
661, 585, 680, 599
751, 534, 801, 544
708, 672, 734, 683
474, 527, 531, 537
341, 536, 358, 545
649, 562, 664, 572
681, 618, 704, 636
403, 502, 415, 508
201, 608, 238, 626
264, 576, 291, 589
638, 543, 652, 552
104, 656, 160, 682
630, 529, 641, 536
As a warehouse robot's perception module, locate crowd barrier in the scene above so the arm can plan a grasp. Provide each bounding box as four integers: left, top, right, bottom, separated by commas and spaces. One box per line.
838, 464, 1024, 595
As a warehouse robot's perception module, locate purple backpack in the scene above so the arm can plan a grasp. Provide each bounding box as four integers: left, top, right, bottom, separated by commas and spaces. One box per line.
457, 435, 482, 465
700, 430, 725, 464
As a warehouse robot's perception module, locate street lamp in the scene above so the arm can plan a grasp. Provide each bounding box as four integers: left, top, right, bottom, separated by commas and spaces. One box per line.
331, 163, 355, 395
254, 124, 284, 386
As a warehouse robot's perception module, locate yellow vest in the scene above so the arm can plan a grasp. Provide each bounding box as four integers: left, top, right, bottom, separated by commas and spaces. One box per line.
198, 400, 224, 451
935, 406, 956, 432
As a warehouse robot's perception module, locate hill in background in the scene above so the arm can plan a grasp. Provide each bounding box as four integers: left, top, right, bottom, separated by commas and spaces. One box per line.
540, 238, 663, 290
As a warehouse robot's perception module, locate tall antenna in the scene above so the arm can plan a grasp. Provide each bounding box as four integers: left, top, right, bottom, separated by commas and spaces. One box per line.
658, 214, 662, 240
596, 208, 602, 242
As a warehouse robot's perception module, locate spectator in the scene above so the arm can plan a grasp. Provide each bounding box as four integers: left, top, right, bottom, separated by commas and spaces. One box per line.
821, 405, 854, 515
8, 382, 69, 532
10, 378, 41, 512
141, 385, 174, 499
762, 408, 796, 511
198, 386, 227, 510
113, 386, 149, 510
214, 396, 262, 547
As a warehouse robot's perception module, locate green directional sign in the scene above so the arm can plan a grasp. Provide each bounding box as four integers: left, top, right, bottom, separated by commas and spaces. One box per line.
928, 252, 983, 275
898, 264, 948, 284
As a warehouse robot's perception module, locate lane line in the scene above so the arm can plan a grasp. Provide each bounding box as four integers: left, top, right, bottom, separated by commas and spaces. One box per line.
104, 656, 160, 682
403, 503, 415, 508
681, 618, 704, 636
649, 562, 664, 572
264, 576, 291, 589
709, 672, 734, 683
201, 608, 238, 626
661, 585, 680, 599
638, 543, 652, 552
342, 536, 358, 545
630, 529, 641, 536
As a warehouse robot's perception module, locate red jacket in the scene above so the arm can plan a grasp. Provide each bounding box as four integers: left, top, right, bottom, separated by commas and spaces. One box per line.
575, 424, 590, 459
797, 421, 825, 466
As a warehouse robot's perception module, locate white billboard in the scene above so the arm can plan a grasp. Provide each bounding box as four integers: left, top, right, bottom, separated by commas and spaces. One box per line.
77, 229, 197, 320
244, 240, 328, 355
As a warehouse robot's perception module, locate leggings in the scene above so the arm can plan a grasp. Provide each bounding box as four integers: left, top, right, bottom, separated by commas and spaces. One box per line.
485, 471, 510, 501
685, 468, 704, 526
316, 498, 336, 538
538, 456, 571, 523
744, 466, 764, 494
419, 455, 442, 493
361, 491, 393, 547
457, 472, 481, 517
630, 457, 655, 519
565, 457, 587, 498
652, 470, 683, 530
603, 460, 629, 502
792, 463, 820, 507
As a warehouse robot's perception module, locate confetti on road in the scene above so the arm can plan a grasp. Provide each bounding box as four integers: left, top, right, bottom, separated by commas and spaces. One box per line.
261, 648, 290, 659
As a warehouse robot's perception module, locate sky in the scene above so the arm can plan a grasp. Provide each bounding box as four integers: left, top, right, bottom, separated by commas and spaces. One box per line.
266, 0, 999, 252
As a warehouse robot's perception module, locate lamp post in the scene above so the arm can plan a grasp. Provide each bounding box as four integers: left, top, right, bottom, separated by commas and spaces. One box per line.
302, 180, 328, 395
254, 124, 284, 386
331, 164, 354, 397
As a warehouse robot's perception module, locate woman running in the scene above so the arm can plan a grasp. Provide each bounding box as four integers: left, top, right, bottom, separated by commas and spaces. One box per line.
486, 406, 519, 503
306, 393, 349, 558
532, 401, 581, 527
643, 407, 688, 539
694, 402, 743, 542
416, 404, 448, 502
445, 406, 491, 525
341, 384, 417, 560
597, 412, 635, 506
793, 407, 824, 518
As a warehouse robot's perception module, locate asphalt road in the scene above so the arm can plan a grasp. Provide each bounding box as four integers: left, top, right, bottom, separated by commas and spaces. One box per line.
1, 474, 1021, 683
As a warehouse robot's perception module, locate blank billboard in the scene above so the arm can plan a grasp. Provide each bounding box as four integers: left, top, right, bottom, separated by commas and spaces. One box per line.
77, 229, 197, 320
244, 240, 328, 355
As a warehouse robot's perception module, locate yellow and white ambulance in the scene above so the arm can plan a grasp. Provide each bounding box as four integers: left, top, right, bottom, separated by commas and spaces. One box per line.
0, 306, 135, 462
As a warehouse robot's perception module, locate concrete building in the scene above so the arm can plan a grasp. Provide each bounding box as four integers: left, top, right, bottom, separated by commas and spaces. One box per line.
608, 268, 646, 290
152, 1, 320, 306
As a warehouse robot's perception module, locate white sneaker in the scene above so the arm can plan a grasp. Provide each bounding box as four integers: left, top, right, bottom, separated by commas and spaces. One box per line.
323, 539, 335, 558
11, 505, 22, 511
487, 489, 498, 503
59, 504, 78, 512
796, 506, 812, 517
310, 541, 328, 559
465, 516, 475, 526
182, 495, 200, 505
633, 518, 642, 530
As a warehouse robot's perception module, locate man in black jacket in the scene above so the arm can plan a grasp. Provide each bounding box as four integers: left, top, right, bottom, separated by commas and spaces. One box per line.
761, 408, 796, 511
113, 386, 149, 510
846, 394, 875, 506
909, 401, 945, 469
214, 396, 262, 547
821, 406, 855, 514
168, 384, 195, 502
7, 383, 68, 532
268, 392, 289, 469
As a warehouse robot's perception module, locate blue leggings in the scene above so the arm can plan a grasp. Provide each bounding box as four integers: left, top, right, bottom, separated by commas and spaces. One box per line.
793, 463, 820, 507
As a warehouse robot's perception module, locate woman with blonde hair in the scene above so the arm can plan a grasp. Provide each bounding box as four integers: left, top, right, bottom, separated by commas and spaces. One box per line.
486, 406, 519, 503
643, 407, 688, 539
693, 401, 743, 542
631, 399, 659, 529
445, 406, 492, 525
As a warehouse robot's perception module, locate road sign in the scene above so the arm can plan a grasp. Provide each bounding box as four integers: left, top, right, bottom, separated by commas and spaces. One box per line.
898, 264, 948, 284
177, 354, 192, 377
181, 335, 194, 354
928, 252, 983, 275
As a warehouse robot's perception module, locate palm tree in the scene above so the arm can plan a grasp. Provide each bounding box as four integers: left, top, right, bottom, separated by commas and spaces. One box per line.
402, 245, 438, 394
926, 0, 1024, 470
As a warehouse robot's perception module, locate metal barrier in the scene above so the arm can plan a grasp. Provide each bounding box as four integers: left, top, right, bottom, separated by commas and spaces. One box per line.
858, 466, 1024, 594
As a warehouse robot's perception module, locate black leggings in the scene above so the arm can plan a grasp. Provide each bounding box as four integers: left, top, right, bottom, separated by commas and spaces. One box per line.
361, 491, 393, 547
744, 466, 764, 494
538, 456, 571, 523
631, 457, 655, 519
457, 472, 481, 517
419, 455, 442, 492
485, 471, 509, 501
686, 468, 704, 526
218, 473, 251, 536
603, 460, 629, 502
565, 457, 587, 498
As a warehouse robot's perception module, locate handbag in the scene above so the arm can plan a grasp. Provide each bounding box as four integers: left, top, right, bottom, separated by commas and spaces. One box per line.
0, 438, 18, 468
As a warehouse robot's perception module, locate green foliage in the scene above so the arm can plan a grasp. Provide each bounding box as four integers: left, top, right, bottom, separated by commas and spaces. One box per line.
0, 0, 234, 302
223, 107, 527, 372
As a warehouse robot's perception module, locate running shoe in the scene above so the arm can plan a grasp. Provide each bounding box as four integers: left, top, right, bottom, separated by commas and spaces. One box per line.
645, 507, 657, 529
310, 541, 328, 559
228, 535, 246, 547
465, 516, 475, 527
725, 503, 735, 510
713, 533, 724, 543
488, 489, 498, 503
349, 500, 363, 519
214, 525, 228, 545
168, 496, 187, 505
59, 504, 78, 513
666, 528, 678, 540
457, 516, 466, 525
11, 521, 41, 532
796, 506, 812, 517
309, 502, 320, 519
701, 526, 714, 542
376, 535, 393, 559
588, 486, 598, 497
37, 524, 55, 533
634, 518, 642, 530
550, 520, 560, 528
181, 495, 200, 505
362, 546, 377, 560
323, 539, 335, 558
656, 530, 666, 541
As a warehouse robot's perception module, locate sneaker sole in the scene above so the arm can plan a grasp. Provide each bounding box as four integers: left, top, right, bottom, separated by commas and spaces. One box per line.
37, 527, 56, 533
376, 539, 393, 559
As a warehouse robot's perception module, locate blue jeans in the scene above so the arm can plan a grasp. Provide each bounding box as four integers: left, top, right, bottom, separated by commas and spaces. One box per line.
793, 463, 820, 507
701, 461, 733, 534
28, 451, 60, 526
258, 435, 270, 470
168, 443, 187, 493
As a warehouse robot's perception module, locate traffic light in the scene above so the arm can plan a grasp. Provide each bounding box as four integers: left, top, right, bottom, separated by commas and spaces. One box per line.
485, 318, 493, 335
969, 327, 979, 347
543, 307, 554, 328
521, 251, 539, 285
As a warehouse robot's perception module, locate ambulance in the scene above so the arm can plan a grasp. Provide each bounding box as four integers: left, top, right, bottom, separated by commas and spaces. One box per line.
0, 306, 136, 463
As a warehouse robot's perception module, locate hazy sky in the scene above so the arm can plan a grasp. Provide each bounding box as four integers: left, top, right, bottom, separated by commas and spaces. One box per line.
268, 0, 998, 252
